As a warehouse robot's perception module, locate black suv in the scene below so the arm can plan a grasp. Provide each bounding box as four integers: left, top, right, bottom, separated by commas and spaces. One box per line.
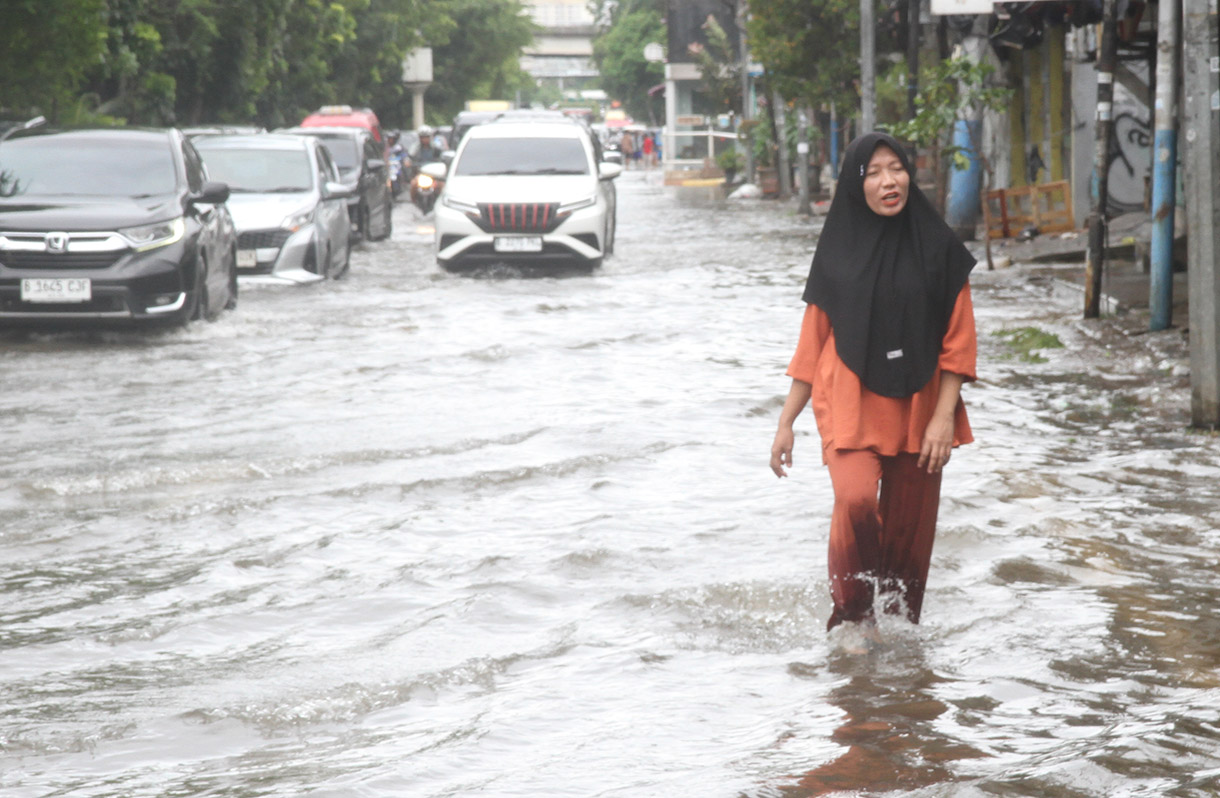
279, 126, 392, 242
0, 127, 238, 325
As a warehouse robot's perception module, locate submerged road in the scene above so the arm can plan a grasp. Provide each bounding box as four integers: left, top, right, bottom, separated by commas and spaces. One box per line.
1, 170, 1217, 797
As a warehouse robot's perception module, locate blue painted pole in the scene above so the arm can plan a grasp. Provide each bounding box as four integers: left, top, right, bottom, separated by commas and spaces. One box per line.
945, 119, 982, 239
1149, 0, 1180, 331
1149, 130, 1178, 330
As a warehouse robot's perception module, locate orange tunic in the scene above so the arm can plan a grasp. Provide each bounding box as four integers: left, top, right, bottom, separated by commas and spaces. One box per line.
787, 283, 977, 459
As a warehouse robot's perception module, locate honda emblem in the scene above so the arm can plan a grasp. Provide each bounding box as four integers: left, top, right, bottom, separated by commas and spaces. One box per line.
45, 232, 69, 253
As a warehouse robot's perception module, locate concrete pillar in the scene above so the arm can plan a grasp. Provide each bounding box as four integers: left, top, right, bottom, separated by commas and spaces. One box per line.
1184, 0, 1220, 425
860, 0, 876, 132
411, 87, 427, 131
1149, 0, 1181, 331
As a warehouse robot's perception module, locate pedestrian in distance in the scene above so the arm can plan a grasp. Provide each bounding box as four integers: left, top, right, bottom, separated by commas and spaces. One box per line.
769, 132, 978, 641
642, 132, 655, 168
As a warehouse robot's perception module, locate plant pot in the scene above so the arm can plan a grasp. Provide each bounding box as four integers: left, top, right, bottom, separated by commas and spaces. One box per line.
757, 166, 779, 196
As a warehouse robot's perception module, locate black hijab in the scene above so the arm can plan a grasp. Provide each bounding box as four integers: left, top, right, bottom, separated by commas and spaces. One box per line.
802, 132, 976, 398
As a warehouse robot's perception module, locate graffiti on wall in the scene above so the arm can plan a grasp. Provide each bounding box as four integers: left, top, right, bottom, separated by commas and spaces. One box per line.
1106, 80, 1152, 214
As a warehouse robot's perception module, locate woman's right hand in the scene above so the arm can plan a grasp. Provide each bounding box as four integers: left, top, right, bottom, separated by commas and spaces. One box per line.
770, 426, 794, 478
771, 379, 812, 478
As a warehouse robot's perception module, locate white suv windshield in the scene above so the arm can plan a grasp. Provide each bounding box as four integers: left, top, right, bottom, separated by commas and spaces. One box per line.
454, 138, 589, 177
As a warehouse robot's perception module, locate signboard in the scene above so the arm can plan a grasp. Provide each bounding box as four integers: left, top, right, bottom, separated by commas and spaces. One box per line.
644, 42, 665, 62
401, 48, 432, 84
930, 0, 994, 15
676, 115, 707, 127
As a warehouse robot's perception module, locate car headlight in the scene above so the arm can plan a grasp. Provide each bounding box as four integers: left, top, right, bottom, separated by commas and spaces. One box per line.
558, 196, 596, 214
283, 207, 315, 231
442, 195, 479, 216
121, 217, 185, 252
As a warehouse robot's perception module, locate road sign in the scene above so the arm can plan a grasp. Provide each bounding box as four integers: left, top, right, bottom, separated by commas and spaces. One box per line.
930, 0, 994, 14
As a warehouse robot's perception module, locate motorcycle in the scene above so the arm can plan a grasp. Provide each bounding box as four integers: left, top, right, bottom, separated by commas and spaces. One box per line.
410, 164, 442, 214
388, 144, 411, 199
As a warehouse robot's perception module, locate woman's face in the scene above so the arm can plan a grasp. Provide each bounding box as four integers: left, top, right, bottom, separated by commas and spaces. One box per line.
862, 144, 910, 216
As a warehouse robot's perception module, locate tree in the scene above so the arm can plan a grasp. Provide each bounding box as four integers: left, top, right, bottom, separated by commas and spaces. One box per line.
688, 13, 739, 115
886, 54, 1012, 267
425, 0, 536, 124
745, 0, 860, 114
0, 0, 107, 120
591, 7, 665, 123
0, 0, 537, 129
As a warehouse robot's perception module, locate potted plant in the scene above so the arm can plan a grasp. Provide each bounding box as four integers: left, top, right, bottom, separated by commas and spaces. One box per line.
716, 148, 745, 183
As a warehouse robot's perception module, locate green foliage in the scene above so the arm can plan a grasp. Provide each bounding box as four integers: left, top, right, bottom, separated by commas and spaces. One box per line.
0, 0, 535, 129
993, 327, 1064, 363
591, 8, 665, 123
688, 15, 740, 115
716, 147, 744, 173
426, 0, 536, 125
884, 55, 1012, 169
0, 0, 107, 118
745, 0, 860, 112
743, 116, 773, 167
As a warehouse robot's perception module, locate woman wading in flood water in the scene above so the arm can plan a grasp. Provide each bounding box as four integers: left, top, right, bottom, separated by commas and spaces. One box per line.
769, 132, 978, 636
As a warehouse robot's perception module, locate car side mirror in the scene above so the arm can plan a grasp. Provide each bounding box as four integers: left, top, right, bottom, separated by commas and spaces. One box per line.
324, 181, 356, 199
598, 162, 623, 181
193, 180, 230, 204
420, 162, 447, 180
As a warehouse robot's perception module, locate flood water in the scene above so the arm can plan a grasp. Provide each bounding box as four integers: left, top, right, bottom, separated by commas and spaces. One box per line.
2, 170, 1218, 797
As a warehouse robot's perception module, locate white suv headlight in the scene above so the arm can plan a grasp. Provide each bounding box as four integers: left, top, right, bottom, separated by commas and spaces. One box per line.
121, 217, 185, 251
558, 196, 596, 214
442, 195, 479, 215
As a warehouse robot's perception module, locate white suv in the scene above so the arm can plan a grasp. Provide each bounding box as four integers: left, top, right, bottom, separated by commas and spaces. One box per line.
428, 121, 621, 271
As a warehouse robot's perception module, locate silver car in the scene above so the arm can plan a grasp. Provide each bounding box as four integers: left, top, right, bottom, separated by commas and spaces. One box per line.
193, 134, 353, 283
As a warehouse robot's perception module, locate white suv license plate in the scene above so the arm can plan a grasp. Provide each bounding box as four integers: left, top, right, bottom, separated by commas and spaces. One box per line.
493, 236, 543, 253
21, 278, 92, 303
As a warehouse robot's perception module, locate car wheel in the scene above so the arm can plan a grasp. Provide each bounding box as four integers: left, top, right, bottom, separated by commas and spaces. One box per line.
225, 247, 239, 311
186, 259, 207, 323
360, 203, 372, 240
334, 238, 351, 279
378, 200, 393, 240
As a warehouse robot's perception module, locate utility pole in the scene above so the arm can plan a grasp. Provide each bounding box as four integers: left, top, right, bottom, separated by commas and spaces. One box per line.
797, 108, 812, 215
830, 101, 841, 174
774, 90, 792, 198
861, 0, 876, 133
1084, 0, 1120, 319
738, 0, 755, 184
1184, 0, 1220, 426
1149, 0, 1181, 331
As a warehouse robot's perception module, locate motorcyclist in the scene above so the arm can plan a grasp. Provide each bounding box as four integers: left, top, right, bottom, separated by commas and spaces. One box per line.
412, 125, 445, 165
387, 130, 408, 196
409, 125, 446, 212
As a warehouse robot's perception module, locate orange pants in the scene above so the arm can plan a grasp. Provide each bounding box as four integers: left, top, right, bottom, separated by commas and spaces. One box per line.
824, 448, 942, 630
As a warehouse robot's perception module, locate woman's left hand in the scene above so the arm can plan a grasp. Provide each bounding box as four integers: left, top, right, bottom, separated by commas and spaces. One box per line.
919, 372, 965, 474
918, 413, 955, 474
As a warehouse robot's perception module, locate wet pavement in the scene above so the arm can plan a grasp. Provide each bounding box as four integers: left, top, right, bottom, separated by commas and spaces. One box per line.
1, 170, 1217, 797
